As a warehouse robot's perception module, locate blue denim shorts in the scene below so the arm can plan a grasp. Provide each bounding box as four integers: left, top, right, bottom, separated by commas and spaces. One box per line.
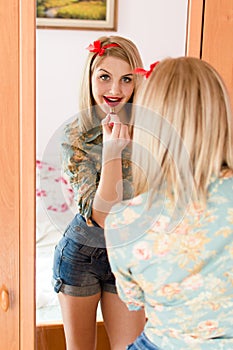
126, 332, 161, 350
52, 214, 117, 296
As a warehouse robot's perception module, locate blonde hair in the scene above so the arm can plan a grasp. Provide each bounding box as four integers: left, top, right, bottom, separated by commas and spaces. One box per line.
78, 35, 143, 132
132, 56, 233, 206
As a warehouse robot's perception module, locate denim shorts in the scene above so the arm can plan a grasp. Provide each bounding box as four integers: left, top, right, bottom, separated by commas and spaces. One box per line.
126, 332, 161, 350
52, 214, 117, 296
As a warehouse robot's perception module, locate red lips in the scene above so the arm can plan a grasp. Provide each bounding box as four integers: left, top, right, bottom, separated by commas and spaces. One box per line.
104, 96, 122, 108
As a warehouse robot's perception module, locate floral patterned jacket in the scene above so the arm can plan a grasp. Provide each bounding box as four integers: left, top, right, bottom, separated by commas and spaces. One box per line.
61, 117, 133, 226
105, 171, 233, 349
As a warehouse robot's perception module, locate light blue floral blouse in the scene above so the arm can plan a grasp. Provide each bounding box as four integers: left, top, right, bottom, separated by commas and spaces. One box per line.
105, 171, 233, 349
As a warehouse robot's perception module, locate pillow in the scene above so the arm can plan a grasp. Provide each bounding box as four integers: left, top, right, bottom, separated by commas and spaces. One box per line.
36, 159, 75, 246
36, 158, 76, 309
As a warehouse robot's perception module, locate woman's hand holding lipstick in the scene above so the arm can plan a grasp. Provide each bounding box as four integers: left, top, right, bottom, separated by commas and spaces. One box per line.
108, 108, 119, 128
102, 113, 130, 160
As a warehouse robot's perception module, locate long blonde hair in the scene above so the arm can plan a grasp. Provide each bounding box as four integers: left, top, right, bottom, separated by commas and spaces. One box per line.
78, 35, 143, 132
132, 56, 233, 206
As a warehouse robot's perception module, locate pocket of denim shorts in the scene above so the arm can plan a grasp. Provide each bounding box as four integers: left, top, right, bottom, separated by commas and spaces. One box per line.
53, 237, 69, 278
62, 239, 92, 265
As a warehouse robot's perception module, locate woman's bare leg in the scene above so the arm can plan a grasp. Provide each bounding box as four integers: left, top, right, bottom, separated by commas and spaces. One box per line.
101, 291, 146, 350
58, 292, 101, 350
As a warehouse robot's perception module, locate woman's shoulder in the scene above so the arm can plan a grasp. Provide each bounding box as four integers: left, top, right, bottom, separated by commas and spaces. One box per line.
63, 117, 102, 146
209, 168, 233, 195
64, 117, 81, 139
219, 168, 233, 180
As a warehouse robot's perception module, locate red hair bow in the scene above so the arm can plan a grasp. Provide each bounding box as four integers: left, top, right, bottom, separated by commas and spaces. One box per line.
86, 40, 120, 56
133, 61, 160, 79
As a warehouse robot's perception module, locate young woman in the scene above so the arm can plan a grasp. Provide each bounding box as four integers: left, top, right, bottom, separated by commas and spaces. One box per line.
105, 57, 233, 349
52, 36, 146, 350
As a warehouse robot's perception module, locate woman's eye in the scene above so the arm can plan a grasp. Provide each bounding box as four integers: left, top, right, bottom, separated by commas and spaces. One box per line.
122, 76, 132, 83
99, 74, 110, 81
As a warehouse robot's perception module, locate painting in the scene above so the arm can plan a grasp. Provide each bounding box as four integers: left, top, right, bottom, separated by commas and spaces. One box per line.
36, 0, 117, 30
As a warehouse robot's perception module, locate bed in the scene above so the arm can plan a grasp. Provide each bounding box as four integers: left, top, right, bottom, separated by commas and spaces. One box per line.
36, 159, 110, 349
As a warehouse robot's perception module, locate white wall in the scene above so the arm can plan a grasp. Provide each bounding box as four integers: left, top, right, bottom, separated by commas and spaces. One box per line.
36, 0, 188, 156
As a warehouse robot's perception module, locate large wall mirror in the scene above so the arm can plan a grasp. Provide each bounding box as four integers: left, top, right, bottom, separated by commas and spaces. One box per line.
36, 1, 189, 348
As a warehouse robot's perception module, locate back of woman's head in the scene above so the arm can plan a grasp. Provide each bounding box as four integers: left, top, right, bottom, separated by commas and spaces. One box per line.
133, 56, 233, 202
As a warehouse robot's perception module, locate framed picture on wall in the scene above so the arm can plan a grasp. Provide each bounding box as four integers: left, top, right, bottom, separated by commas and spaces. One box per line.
36, 0, 117, 30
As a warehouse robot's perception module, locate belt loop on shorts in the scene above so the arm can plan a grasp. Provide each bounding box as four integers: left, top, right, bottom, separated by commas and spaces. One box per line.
78, 245, 105, 258
78, 245, 96, 255
93, 248, 105, 258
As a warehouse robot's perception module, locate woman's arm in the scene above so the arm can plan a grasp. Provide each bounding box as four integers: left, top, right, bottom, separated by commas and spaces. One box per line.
62, 137, 99, 225
92, 115, 130, 228
62, 116, 130, 228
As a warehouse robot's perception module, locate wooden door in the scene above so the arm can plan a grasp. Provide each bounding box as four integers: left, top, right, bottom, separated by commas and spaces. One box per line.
0, 0, 36, 348
186, 0, 233, 106
202, 0, 233, 107
0, 0, 20, 345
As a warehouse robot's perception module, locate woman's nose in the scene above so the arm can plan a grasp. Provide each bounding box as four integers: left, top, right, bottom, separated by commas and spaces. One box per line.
108, 80, 121, 95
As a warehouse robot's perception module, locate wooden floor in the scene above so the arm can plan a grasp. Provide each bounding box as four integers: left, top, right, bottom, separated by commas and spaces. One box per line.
36, 322, 111, 350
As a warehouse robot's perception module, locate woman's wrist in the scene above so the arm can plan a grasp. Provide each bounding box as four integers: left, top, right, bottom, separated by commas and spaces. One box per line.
102, 145, 122, 161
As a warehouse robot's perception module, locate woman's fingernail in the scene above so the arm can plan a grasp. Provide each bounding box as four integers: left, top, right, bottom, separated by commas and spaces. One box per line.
109, 122, 114, 128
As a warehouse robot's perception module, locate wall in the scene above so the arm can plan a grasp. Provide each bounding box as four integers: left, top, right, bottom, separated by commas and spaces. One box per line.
36, 0, 188, 156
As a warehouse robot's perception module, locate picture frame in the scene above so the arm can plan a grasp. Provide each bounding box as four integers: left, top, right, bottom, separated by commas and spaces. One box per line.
36, 0, 117, 30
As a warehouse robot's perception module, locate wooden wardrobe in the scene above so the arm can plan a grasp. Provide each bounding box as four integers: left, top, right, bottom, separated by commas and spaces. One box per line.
0, 0, 232, 348
0, 0, 36, 349
187, 0, 233, 106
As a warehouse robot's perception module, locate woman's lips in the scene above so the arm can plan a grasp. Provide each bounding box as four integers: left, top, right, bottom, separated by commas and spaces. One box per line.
103, 96, 122, 108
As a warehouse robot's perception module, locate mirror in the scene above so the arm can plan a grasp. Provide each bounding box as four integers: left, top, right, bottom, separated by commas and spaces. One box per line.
36, 1, 189, 348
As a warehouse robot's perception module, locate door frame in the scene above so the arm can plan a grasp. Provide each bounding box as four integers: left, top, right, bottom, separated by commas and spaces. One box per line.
20, 0, 36, 348
186, 0, 204, 57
